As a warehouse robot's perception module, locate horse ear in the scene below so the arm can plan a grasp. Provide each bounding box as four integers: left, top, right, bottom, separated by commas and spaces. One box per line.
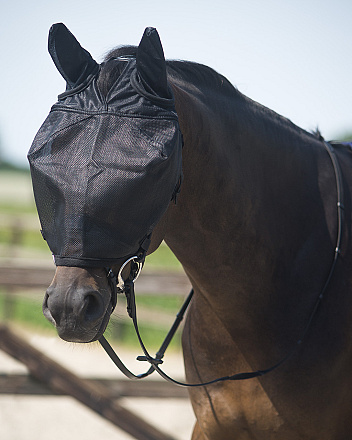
48, 23, 98, 88
136, 27, 169, 98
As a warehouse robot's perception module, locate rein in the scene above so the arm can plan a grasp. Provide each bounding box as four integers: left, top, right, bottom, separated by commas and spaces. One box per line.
99, 140, 344, 387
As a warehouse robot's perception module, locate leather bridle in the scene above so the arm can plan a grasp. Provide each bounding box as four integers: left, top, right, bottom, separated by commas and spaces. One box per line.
99, 140, 344, 387
105, 255, 144, 314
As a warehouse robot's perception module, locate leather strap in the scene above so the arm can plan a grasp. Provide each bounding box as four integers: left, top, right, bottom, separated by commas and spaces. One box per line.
99, 284, 194, 380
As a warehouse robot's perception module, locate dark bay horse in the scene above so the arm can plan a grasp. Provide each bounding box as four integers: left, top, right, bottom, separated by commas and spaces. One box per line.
30, 24, 352, 439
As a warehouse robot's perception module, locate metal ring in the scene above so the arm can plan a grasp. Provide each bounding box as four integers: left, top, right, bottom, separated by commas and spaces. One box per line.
116, 256, 143, 291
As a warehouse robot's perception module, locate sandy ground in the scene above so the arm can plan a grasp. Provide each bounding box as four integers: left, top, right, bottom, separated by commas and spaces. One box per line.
0, 328, 195, 440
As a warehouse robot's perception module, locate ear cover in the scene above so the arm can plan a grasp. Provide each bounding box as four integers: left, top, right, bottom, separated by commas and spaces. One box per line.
48, 23, 98, 88
136, 27, 170, 99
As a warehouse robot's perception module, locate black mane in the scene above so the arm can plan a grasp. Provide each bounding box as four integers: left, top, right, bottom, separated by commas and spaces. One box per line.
99, 46, 239, 100
100, 45, 318, 142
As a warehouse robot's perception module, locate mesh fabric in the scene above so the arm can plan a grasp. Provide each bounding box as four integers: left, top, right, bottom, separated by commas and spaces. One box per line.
28, 58, 182, 267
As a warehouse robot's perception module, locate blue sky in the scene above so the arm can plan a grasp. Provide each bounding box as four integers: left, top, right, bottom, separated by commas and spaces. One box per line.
1, 0, 352, 166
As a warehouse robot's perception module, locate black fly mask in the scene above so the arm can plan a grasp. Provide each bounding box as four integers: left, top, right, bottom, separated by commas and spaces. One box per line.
28, 24, 182, 267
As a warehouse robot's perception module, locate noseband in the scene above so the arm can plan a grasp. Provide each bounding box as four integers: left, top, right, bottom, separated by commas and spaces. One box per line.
99, 140, 344, 387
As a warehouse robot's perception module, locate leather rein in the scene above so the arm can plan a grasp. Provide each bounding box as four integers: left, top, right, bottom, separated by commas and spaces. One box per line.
99, 140, 344, 387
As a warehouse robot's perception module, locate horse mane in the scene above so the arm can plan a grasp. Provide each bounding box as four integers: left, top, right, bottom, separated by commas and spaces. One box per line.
99, 45, 240, 101
100, 45, 323, 143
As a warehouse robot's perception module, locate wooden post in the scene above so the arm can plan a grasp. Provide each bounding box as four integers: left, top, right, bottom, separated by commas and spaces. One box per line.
0, 325, 176, 440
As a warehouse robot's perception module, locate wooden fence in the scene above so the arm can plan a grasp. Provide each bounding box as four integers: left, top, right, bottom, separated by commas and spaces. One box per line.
0, 263, 191, 295
0, 325, 189, 440
0, 264, 193, 439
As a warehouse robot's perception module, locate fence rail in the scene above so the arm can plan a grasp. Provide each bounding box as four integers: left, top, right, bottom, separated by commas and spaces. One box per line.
0, 374, 188, 398
0, 264, 191, 295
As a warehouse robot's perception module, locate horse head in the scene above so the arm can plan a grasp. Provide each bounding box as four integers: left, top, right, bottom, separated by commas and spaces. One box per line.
28, 24, 182, 342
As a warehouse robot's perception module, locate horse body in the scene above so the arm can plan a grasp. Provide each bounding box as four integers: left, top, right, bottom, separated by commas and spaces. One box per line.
161, 65, 352, 438
33, 25, 352, 439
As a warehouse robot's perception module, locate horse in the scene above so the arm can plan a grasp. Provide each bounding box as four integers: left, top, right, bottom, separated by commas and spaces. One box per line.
28, 24, 352, 439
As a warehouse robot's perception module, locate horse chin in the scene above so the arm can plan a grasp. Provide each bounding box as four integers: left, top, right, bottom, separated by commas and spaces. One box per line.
54, 306, 113, 343
86, 305, 112, 343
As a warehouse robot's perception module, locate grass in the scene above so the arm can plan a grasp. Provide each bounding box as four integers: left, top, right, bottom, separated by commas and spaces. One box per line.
0, 202, 37, 215
0, 226, 48, 251
106, 315, 182, 351
145, 244, 182, 271
0, 291, 55, 334
135, 294, 184, 311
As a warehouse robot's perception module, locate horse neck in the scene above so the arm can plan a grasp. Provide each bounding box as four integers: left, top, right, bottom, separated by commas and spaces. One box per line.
165, 83, 335, 338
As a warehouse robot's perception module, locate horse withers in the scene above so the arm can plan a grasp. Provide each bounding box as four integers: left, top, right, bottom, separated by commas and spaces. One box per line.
28, 23, 352, 439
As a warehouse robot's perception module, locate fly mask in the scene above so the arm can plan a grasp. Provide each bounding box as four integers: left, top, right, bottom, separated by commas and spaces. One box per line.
28, 24, 183, 268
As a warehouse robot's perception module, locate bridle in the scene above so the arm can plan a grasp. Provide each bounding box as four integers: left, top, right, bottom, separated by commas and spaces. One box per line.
99, 140, 345, 387
100, 256, 195, 382
105, 255, 144, 313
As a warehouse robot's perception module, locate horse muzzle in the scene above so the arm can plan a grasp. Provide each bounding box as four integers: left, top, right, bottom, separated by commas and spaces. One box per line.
43, 268, 113, 343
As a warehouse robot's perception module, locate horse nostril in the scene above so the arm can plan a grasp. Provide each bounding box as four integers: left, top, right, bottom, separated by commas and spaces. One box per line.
42, 292, 57, 326
83, 293, 104, 322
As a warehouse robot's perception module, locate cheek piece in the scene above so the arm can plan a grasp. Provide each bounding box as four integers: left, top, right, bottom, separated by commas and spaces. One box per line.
105, 254, 144, 314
